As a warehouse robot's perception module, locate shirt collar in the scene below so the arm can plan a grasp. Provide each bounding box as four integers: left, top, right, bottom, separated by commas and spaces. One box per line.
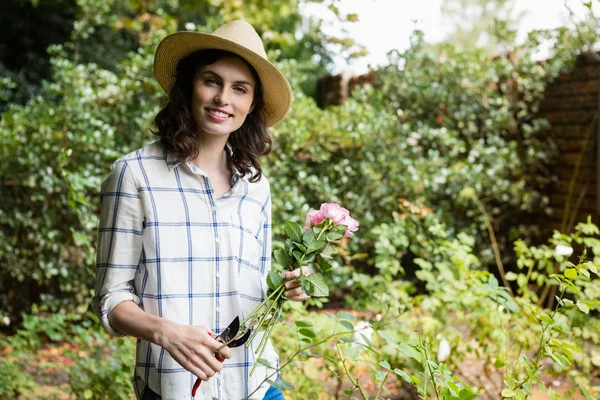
164, 145, 247, 182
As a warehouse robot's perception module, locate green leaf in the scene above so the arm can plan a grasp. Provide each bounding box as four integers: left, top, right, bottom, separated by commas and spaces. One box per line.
576, 301, 590, 314
294, 320, 313, 328
579, 383, 593, 400
393, 368, 411, 383
398, 343, 422, 362
539, 313, 554, 325
285, 221, 304, 243
505, 271, 518, 281
271, 377, 294, 390
458, 389, 478, 400
301, 273, 329, 297
273, 248, 291, 268
501, 388, 516, 397
321, 244, 335, 259
306, 239, 326, 254
378, 360, 391, 370
338, 311, 356, 321
564, 268, 578, 279
377, 331, 397, 346
292, 250, 303, 266
374, 370, 386, 382
302, 228, 315, 246
298, 328, 316, 338
504, 298, 520, 313
316, 257, 333, 273
326, 232, 343, 242
343, 389, 354, 396
339, 320, 354, 331
266, 271, 284, 290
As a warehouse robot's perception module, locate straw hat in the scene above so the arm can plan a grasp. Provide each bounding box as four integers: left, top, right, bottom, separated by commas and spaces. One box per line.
154, 20, 293, 127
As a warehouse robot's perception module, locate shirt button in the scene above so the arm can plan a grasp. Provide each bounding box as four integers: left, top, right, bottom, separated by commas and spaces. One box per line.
215, 237, 220, 243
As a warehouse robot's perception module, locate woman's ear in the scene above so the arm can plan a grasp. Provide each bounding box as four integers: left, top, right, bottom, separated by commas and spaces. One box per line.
249, 103, 256, 114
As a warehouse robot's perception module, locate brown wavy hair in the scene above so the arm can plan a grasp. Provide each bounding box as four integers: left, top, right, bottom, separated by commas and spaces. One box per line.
153, 49, 271, 182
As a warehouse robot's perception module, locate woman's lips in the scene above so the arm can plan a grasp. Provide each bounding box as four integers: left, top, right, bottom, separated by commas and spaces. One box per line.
206, 108, 232, 122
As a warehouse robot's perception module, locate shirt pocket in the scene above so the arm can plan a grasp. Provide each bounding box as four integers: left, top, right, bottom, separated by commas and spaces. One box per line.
227, 212, 266, 317
227, 212, 264, 272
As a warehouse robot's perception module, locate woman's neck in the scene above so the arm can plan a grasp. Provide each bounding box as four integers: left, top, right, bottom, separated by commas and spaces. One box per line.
190, 134, 230, 174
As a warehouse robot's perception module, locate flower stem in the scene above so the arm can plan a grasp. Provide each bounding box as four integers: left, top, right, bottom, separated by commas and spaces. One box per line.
246, 285, 285, 347
242, 283, 286, 327
315, 221, 330, 242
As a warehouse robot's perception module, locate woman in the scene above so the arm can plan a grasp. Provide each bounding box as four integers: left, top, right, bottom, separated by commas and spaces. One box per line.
92, 20, 307, 400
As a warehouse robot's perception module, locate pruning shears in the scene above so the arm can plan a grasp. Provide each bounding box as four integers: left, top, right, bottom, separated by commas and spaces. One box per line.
191, 316, 253, 397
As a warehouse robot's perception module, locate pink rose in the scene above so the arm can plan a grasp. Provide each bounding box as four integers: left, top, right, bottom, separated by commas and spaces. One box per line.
319, 203, 350, 225
341, 215, 359, 237
304, 209, 325, 229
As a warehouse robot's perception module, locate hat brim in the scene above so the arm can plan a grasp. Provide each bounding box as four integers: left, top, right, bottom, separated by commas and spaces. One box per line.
154, 32, 292, 127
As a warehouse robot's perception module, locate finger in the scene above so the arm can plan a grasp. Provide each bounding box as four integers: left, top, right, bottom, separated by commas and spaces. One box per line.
285, 280, 301, 290
197, 347, 225, 373
215, 344, 232, 359
176, 352, 209, 381
300, 266, 311, 276
287, 292, 310, 302
285, 286, 306, 299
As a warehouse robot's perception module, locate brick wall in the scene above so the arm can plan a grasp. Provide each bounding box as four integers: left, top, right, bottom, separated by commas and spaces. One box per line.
316, 55, 600, 233
539, 53, 600, 233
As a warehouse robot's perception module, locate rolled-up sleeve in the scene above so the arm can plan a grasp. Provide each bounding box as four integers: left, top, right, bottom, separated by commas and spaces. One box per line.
91, 160, 143, 336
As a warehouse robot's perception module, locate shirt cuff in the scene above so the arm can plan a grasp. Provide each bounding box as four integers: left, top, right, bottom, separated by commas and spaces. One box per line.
94, 292, 141, 337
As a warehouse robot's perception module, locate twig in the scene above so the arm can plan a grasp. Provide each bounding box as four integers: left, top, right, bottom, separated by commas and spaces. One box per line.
472, 196, 513, 295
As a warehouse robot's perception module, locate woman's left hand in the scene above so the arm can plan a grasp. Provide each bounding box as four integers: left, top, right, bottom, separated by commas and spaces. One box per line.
281, 266, 311, 302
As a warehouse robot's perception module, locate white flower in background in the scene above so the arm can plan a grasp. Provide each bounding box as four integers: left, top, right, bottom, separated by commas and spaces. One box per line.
555, 245, 573, 257
185, 22, 197, 31
353, 321, 374, 346
437, 337, 451, 362
407, 131, 421, 146
262, 31, 274, 40
2, 316, 10, 326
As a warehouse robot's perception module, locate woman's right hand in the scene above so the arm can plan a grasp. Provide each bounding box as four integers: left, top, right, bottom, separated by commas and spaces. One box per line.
156, 321, 232, 381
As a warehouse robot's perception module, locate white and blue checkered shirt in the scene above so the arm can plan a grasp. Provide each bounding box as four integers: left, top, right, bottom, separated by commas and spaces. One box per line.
92, 141, 277, 400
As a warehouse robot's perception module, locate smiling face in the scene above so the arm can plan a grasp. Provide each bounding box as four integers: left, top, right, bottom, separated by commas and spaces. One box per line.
191, 56, 257, 138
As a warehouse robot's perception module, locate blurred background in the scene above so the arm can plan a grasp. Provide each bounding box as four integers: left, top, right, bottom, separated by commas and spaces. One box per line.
1, 0, 600, 399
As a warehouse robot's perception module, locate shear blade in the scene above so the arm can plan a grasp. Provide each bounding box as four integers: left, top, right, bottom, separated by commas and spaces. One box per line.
218, 316, 240, 342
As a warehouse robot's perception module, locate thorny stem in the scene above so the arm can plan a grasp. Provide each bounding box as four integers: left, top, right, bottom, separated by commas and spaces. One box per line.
335, 341, 369, 400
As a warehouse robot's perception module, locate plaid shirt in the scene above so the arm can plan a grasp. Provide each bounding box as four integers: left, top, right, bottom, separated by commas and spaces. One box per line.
91, 141, 277, 400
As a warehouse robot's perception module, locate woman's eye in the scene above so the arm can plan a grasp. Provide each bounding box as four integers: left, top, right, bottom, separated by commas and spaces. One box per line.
204, 78, 218, 85
234, 87, 247, 94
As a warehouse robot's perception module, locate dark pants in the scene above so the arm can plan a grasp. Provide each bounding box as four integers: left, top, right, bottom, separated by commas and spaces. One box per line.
142, 385, 286, 399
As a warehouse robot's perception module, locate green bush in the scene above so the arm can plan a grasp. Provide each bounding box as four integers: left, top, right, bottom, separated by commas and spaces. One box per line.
0, 359, 36, 398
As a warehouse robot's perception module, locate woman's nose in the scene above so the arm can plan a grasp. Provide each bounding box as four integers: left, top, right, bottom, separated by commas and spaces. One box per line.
214, 88, 230, 105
